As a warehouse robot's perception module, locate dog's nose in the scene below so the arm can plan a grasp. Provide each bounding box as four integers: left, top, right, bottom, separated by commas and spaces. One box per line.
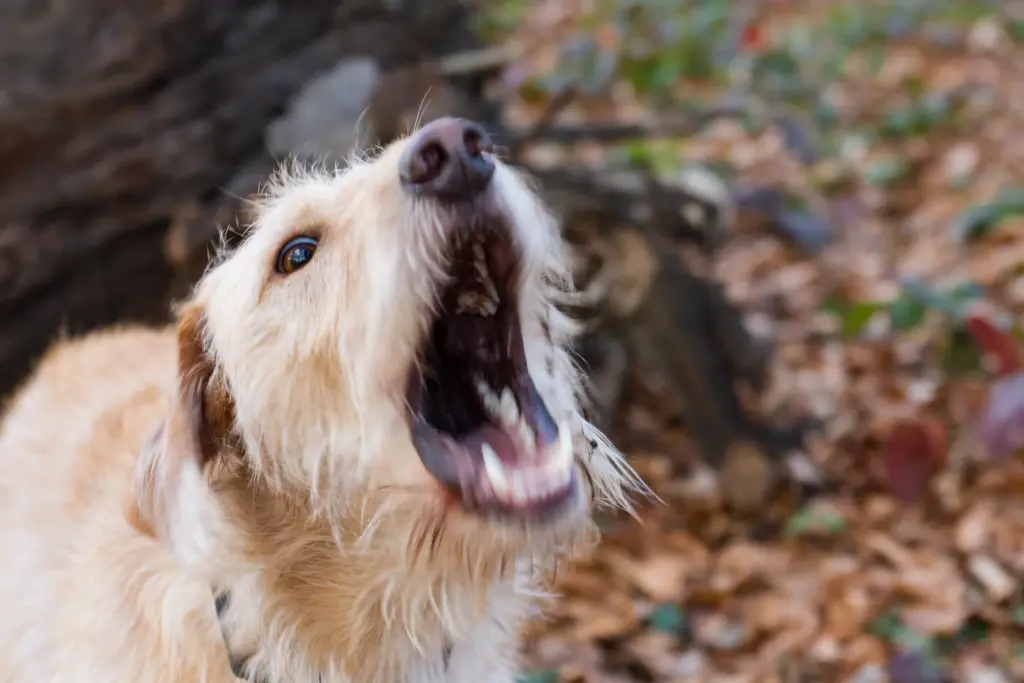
399, 117, 495, 200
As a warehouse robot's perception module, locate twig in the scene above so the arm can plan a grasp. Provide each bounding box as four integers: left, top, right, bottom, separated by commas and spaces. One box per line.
435, 44, 520, 76
511, 108, 749, 147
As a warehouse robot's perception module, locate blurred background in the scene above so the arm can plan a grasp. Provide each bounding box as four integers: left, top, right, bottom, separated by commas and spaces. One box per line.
5, 0, 1024, 680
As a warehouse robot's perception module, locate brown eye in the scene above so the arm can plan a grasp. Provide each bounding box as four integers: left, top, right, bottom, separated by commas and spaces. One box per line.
276, 237, 318, 274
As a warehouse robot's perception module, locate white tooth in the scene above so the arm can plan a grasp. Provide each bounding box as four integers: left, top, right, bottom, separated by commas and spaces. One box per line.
474, 260, 489, 278
474, 378, 501, 417
481, 299, 497, 316
510, 471, 528, 505
561, 428, 577, 471
485, 393, 500, 417
456, 292, 477, 314
484, 278, 499, 302
555, 426, 573, 473
481, 444, 507, 494
518, 418, 535, 451
473, 243, 486, 260
499, 388, 518, 426
533, 467, 551, 496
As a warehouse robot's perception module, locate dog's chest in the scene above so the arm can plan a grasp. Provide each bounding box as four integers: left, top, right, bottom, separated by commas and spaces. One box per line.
216, 586, 522, 683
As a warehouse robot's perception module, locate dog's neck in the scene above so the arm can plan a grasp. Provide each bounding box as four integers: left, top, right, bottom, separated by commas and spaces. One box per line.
199, 473, 550, 683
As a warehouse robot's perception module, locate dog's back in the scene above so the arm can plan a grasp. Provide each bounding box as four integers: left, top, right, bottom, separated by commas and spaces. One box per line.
0, 327, 236, 683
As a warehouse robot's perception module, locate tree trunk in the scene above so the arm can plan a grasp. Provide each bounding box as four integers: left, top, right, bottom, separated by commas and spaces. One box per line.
0, 0, 475, 393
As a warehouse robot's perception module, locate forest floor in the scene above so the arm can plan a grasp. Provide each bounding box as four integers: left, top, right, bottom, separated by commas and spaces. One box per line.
487, 2, 1024, 682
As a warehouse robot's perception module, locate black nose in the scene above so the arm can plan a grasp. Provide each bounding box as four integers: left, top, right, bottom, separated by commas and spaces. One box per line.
399, 117, 495, 200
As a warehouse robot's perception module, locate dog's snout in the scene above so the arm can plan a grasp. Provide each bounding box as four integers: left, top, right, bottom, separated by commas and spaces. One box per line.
400, 118, 495, 199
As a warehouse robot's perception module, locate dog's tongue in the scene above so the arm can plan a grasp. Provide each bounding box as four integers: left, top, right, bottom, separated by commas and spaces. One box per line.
460, 424, 520, 465
411, 420, 521, 491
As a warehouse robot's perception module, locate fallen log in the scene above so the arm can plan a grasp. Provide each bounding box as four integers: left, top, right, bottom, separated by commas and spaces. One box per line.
0, 0, 477, 393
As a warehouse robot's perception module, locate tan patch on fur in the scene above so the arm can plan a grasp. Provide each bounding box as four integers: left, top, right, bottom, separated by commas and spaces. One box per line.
0, 124, 647, 683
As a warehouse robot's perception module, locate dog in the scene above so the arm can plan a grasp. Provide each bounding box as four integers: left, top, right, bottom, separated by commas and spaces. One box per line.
0, 117, 645, 683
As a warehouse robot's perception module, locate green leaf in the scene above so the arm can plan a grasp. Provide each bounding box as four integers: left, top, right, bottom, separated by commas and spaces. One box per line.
866, 46, 886, 77
889, 295, 928, 331
837, 301, 885, 339
898, 277, 983, 320
880, 107, 922, 139
752, 48, 801, 87
813, 100, 841, 133
516, 670, 559, 683
784, 506, 846, 537
863, 157, 909, 186
956, 616, 991, 644
941, 328, 984, 376
648, 603, 688, 634
950, 187, 1024, 242
1011, 19, 1024, 43
871, 608, 904, 641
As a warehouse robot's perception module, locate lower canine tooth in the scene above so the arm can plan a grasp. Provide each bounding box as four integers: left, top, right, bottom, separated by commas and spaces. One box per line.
481, 444, 507, 493
555, 426, 573, 470
499, 388, 518, 425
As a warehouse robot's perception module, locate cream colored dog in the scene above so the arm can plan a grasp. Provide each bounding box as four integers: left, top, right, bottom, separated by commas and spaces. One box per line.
0, 117, 643, 683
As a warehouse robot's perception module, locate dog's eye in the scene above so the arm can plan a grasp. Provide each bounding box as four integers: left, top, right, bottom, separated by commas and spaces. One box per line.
276, 237, 318, 275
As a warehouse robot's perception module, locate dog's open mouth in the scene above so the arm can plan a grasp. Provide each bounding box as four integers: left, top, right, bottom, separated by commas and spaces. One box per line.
407, 226, 576, 520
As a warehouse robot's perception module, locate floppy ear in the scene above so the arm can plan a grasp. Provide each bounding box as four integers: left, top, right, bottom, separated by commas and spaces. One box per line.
173, 301, 237, 466
132, 300, 237, 541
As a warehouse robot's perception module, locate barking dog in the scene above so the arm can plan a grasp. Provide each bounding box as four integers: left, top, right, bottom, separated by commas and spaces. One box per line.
0, 118, 645, 683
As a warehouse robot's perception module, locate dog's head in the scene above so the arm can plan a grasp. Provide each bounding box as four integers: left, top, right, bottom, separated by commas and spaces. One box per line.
150, 118, 643, 572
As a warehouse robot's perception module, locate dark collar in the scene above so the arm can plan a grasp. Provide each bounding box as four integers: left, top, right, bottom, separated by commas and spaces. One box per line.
215, 590, 263, 681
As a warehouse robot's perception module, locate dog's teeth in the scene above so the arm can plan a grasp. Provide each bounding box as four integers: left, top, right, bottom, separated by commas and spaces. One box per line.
486, 393, 500, 417
541, 462, 559, 492
509, 470, 528, 505
474, 260, 489, 278
517, 418, 535, 451
483, 278, 499, 303
555, 425, 573, 470
472, 243, 486, 261
455, 292, 478, 315
481, 444, 507, 494
532, 467, 551, 496
499, 388, 518, 426
474, 378, 501, 418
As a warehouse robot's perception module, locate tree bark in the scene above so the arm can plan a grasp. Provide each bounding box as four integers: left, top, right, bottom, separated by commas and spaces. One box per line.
541, 167, 811, 509
0, 0, 475, 393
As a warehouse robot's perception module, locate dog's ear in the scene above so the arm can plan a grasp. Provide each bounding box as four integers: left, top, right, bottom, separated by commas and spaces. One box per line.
172, 301, 236, 466
133, 301, 236, 538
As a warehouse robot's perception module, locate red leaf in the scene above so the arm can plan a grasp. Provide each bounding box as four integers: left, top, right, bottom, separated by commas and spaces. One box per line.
964, 308, 1023, 376
740, 23, 768, 52
980, 371, 1024, 460
882, 418, 948, 504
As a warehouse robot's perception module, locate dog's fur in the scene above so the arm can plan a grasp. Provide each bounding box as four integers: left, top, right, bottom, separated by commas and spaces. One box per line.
0, 130, 643, 683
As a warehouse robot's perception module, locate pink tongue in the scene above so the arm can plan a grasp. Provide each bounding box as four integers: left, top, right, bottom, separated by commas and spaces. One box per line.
460, 424, 520, 464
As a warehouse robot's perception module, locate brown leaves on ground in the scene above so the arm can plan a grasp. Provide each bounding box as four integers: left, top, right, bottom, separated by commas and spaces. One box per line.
488, 1, 1024, 681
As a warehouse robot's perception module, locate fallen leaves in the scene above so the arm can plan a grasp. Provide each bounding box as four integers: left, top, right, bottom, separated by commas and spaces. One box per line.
882, 417, 948, 504
497, 1, 1024, 681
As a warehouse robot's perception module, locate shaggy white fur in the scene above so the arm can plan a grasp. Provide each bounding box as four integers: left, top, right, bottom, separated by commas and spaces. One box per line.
0, 124, 646, 683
